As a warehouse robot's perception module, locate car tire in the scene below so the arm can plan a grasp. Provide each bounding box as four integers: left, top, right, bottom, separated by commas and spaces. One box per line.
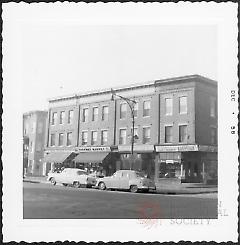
130, 185, 138, 193
98, 182, 106, 190
50, 178, 56, 185
62, 183, 68, 187
73, 181, 81, 188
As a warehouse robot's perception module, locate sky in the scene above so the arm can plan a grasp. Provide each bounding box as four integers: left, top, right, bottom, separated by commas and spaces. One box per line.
5, 4, 218, 113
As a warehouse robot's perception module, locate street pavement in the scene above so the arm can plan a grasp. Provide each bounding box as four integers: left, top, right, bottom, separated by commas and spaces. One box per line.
23, 182, 217, 219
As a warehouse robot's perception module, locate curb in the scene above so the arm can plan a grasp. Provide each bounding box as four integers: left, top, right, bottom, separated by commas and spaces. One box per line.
156, 190, 217, 195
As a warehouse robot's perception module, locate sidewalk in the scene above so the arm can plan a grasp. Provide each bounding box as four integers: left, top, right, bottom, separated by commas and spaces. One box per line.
23, 176, 217, 195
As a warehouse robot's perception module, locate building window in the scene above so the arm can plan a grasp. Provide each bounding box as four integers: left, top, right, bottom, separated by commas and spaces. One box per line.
51, 112, 57, 125
102, 106, 109, 121
50, 134, 56, 146
120, 103, 127, 119
82, 131, 88, 145
165, 126, 173, 143
92, 107, 99, 121
59, 133, 64, 146
179, 96, 187, 114
131, 127, 139, 142
60, 111, 65, 124
211, 127, 217, 145
142, 127, 151, 144
179, 125, 187, 143
101, 130, 108, 145
143, 100, 151, 117
82, 108, 89, 122
119, 129, 127, 145
68, 110, 74, 124
91, 131, 98, 145
210, 97, 217, 118
165, 98, 173, 115
133, 102, 138, 117
67, 132, 73, 146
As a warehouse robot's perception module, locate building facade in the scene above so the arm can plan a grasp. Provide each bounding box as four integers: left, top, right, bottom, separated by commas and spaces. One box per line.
44, 75, 217, 184
23, 110, 48, 176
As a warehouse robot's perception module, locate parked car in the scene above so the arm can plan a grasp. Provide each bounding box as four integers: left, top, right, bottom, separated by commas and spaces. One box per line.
47, 168, 97, 188
96, 170, 156, 193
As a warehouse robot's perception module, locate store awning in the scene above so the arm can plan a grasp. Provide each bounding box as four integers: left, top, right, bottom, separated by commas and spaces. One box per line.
73, 152, 110, 163
43, 151, 74, 163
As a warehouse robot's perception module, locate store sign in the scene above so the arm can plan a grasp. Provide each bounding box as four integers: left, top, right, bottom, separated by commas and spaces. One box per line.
198, 145, 217, 152
118, 145, 154, 152
75, 146, 111, 152
156, 145, 199, 152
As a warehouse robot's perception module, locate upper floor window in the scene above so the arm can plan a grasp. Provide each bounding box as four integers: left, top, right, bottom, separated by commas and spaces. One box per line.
133, 102, 138, 117
165, 126, 173, 143
91, 131, 98, 145
82, 131, 88, 145
82, 108, 89, 123
60, 111, 65, 124
210, 97, 217, 118
51, 112, 57, 125
179, 125, 187, 143
165, 98, 173, 115
59, 133, 64, 146
143, 100, 151, 117
68, 110, 74, 124
50, 133, 56, 146
67, 132, 73, 146
131, 127, 139, 142
120, 103, 127, 119
119, 129, 127, 145
142, 127, 151, 144
102, 106, 109, 121
101, 130, 108, 145
179, 96, 187, 114
92, 107, 99, 122
210, 127, 217, 145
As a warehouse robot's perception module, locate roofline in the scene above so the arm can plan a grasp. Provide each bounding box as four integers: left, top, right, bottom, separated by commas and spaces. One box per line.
48, 74, 217, 103
23, 110, 48, 116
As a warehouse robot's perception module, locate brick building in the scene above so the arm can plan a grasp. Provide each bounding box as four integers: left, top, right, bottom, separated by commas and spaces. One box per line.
23, 110, 48, 176
43, 75, 217, 184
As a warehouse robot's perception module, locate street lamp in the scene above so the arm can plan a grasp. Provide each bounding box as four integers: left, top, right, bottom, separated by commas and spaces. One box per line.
111, 89, 137, 170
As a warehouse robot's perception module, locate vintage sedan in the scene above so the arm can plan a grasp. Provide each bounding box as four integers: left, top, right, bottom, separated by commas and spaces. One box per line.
47, 168, 97, 188
96, 170, 156, 193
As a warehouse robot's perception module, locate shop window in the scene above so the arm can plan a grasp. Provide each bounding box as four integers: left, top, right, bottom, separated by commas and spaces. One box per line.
119, 129, 127, 145
60, 111, 65, 124
82, 108, 89, 123
51, 112, 57, 125
142, 127, 150, 144
210, 127, 217, 145
179, 125, 187, 143
92, 107, 99, 121
133, 102, 138, 117
82, 131, 88, 145
50, 134, 55, 146
91, 131, 98, 145
210, 97, 217, 118
165, 98, 173, 115
143, 100, 151, 117
179, 96, 187, 114
101, 130, 108, 145
158, 161, 181, 178
59, 133, 64, 146
102, 106, 109, 121
68, 110, 74, 124
67, 132, 73, 146
165, 126, 173, 143
120, 103, 127, 119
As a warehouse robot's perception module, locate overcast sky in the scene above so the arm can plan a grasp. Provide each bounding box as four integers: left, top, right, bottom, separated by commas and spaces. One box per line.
4, 4, 218, 113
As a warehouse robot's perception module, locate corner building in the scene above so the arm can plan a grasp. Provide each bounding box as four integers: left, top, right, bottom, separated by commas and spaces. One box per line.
44, 75, 217, 184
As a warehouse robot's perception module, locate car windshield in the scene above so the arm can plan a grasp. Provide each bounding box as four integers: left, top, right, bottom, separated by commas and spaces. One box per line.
77, 171, 87, 175
135, 172, 146, 178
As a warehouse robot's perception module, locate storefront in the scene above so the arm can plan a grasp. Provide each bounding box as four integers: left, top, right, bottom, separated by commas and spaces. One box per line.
155, 145, 218, 184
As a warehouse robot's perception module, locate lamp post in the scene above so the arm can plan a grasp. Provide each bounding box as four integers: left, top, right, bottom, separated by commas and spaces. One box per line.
111, 89, 137, 170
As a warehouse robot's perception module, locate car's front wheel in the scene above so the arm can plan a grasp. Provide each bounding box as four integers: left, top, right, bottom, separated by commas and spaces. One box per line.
130, 185, 138, 193
50, 178, 56, 185
73, 181, 81, 188
98, 182, 106, 190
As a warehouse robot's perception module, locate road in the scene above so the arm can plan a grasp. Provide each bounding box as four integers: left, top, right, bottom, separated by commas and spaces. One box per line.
23, 182, 217, 219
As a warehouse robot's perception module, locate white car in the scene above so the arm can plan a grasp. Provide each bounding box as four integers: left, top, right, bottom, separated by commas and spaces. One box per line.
47, 168, 97, 188
96, 170, 156, 193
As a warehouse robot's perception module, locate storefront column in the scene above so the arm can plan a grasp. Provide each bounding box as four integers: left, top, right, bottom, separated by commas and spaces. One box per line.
154, 157, 159, 182
180, 164, 183, 178
202, 162, 206, 184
